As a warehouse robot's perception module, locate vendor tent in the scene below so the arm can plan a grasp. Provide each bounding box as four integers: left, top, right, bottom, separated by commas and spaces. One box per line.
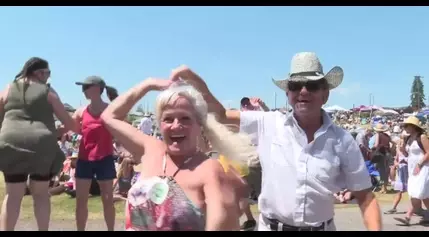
324, 105, 348, 112
378, 108, 399, 115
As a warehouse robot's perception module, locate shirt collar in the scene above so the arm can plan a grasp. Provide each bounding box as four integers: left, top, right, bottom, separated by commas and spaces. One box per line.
285, 109, 333, 132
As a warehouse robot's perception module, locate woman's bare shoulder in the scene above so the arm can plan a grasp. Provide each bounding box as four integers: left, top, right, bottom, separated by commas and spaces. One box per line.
140, 148, 166, 165
197, 156, 229, 184
199, 153, 221, 167
73, 106, 87, 117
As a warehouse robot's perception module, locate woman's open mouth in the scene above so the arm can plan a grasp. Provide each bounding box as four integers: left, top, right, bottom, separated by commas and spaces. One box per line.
170, 135, 186, 144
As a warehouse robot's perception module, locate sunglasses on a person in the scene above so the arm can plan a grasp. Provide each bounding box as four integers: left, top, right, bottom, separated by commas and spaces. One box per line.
43, 69, 51, 76
287, 80, 327, 92
37, 69, 51, 77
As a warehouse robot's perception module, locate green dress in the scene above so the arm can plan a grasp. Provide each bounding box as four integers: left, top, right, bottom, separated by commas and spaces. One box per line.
0, 81, 65, 175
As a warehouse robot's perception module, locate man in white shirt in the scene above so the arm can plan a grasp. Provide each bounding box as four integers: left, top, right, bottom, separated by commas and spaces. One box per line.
138, 113, 153, 136
170, 52, 382, 231
393, 123, 401, 134
238, 96, 269, 230
239, 96, 269, 199
356, 128, 373, 160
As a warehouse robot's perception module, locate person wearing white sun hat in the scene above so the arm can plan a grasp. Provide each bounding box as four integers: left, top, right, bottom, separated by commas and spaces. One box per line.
394, 116, 429, 226
175, 52, 382, 231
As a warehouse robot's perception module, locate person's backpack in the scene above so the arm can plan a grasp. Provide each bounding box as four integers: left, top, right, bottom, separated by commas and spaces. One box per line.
405, 133, 426, 153
370, 133, 390, 164
370, 148, 384, 164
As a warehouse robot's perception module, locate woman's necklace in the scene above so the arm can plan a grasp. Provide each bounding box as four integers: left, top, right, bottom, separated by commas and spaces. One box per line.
152, 154, 196, 205
173, 155, 194, 172
163, 152, 196, 177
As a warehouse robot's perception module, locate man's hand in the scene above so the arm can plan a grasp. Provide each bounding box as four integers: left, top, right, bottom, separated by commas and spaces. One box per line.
249, 97, 270, 112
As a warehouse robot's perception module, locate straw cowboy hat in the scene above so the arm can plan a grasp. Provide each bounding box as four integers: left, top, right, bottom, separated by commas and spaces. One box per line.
403, 116, 424, 130
272, 52, 344, 91
373, 123, 389, 132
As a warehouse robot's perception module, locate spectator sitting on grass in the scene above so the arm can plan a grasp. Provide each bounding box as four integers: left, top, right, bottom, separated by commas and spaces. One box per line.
113, 157, 135, 202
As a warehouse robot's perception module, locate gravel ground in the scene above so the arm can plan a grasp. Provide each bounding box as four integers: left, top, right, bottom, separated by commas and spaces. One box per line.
14, 202, 429, 231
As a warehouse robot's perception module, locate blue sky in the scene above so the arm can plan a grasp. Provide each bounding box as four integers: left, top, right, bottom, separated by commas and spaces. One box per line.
0, 6, 428, 111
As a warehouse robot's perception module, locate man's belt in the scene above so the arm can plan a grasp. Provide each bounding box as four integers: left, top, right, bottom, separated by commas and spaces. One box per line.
262, 215, 333, 231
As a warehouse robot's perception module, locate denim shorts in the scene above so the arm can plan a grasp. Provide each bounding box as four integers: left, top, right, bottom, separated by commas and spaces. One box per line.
75, 155, 116, 181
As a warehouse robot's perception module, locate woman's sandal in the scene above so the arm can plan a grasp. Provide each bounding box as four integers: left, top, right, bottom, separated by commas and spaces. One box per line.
384, 209, 397, 215
393, 217, 410, 226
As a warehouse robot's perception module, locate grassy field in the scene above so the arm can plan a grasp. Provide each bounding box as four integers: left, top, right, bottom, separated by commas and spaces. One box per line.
0, 172, 400, 221
0, 174, 125, 220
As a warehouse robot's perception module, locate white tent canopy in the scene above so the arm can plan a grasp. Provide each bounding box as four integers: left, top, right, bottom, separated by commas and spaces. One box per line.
378, 108, 399, 115
324, 105, 348, 112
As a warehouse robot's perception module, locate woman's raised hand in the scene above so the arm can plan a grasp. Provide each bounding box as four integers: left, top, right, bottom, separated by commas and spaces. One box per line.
146, 78, 174, 91
169, 65, 208, 92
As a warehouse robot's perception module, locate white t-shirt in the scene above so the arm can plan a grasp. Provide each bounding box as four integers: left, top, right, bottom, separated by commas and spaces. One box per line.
393, 125, 401, 133
139, 117, 153, 135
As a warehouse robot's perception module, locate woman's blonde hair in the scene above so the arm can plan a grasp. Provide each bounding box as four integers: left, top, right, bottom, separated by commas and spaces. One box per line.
116, 157, 134, 179
155, 83, 256, 165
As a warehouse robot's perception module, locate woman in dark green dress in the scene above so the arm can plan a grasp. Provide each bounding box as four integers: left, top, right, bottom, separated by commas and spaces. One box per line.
0, 57, 75, 231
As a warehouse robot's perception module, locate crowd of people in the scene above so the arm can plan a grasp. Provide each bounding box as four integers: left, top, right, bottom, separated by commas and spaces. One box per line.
334, 111, 429, 227
4, 51, 428, 231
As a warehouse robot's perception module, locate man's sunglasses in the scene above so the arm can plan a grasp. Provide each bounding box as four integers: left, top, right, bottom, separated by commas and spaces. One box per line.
287, 80, 327, 92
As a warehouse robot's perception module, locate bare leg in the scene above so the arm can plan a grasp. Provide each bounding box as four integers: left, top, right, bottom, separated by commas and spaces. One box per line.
29, 180, 51, 231
239, 198, 255, 221
422, 198, 429, 210
98, 180, 115, 231
394, 197, 420, 225
392, 192, 403, 210
0, 182, 26, 231
389, 166, 396, 184
113, 194, 127, 203
75, 178, 92, 231
49, 184, 67, 196
406, 198, 419, 220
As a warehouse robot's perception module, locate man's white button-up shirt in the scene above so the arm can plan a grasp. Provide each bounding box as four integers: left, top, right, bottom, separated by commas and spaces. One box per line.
240, 110, 372, 227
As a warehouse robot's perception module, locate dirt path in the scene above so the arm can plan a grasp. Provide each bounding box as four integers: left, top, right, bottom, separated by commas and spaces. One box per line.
14, 202, 429, 231
334, 202, 429, 231
15, 219, 125, 231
